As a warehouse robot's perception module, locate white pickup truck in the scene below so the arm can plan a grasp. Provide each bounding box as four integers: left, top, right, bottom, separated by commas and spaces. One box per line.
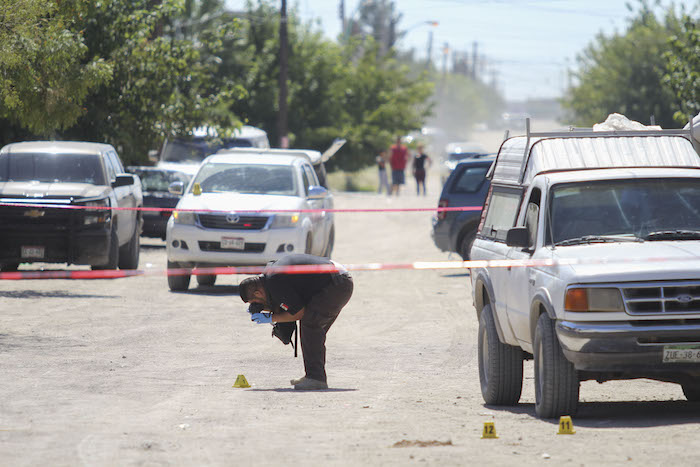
470, 120, 700, 418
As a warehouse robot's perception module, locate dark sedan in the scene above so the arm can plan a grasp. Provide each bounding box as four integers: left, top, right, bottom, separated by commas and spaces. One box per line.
126, 166, 192, 239
431, 156, 494, 259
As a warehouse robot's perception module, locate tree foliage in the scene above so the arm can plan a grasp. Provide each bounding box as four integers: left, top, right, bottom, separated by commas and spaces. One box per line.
0, 0, 111, 135
663, 15, 700, 125
563, 2, 683, 128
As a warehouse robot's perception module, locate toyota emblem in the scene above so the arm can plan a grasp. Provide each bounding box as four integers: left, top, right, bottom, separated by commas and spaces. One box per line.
226, 213, 240, 224
677, 294, 693, 304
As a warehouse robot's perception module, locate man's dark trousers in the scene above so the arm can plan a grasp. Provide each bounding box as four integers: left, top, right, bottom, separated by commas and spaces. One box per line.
300, 271, 353, 382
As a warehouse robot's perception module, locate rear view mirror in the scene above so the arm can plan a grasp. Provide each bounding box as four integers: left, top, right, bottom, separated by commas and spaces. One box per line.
169, 181, 184, 195
506, 227, 530, 248
112, 174, 135, 188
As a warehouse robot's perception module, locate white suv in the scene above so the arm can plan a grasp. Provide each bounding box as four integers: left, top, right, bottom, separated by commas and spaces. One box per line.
166, 152, 334, 291
470, 121, 700, 418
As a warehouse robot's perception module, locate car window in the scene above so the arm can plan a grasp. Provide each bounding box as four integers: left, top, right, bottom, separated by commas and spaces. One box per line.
130, 169, 191, 192
524, 188, 541, 248
451, 166, 490, 193
300, 167, 310, 196
108, 151, 125, 173
194, 163, 298, 196
481, 188, 522, 241
0, 153, 106, 185
303, 164, 318, 187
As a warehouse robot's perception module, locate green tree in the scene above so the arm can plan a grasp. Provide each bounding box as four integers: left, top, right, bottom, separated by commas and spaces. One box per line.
563, 2, 682, 128
0, 0, 111, 135
62, 0, 244, 164
663, 15, 700, 125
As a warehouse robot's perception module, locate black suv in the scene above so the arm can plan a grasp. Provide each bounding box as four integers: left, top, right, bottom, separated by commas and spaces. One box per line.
431, 156, 494, 259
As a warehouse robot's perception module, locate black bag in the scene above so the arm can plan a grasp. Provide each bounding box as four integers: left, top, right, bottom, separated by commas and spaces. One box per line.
272, 322, 298, 357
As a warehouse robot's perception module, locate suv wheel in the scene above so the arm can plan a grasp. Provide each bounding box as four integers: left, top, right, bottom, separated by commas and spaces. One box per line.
478, 304, 524, 405
118, 224, 140, 270
167, 260, 191, 291
534, 313, 579, 418
681, 383, 700, 402
459, 231, 476, 260
92, 228, 119, 270
305, 233, 313, 254
0, 263, 19, 272
322, 226, 335, 258
197, 274, 217, 287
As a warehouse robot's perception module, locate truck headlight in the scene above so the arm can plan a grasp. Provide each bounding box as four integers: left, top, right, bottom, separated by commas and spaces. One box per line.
565, 287, 624, 312
82, 198, 111, 225
270, 213, 300, 228
173, 210, 196, 225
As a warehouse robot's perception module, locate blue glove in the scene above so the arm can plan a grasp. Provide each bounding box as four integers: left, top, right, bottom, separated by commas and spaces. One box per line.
251, 312, 272, 324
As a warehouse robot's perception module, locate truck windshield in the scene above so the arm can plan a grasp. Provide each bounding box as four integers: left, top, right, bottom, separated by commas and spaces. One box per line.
550, 178, 700, 244
193, 163, 298, 196
160, 137, 253, 163
0, 153, 105, 185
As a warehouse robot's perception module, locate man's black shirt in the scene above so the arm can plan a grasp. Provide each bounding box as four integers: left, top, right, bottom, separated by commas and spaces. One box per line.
262, 254, 335, 315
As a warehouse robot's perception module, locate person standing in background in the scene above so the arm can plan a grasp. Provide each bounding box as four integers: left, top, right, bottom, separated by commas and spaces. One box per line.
389, 136, 408, 196
412, 144, 432, 196
376, 150, 390, 195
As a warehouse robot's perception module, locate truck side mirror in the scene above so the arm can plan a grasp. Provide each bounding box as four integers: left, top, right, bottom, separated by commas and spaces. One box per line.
112, 174, 135, 188
169, 181, 184, 195
506, 227, 530, 248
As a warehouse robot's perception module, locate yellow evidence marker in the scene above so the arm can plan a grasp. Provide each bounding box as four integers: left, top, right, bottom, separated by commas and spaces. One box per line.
481, 422, 499, 439
233, 374, 251, 388
557, 416, 576, 434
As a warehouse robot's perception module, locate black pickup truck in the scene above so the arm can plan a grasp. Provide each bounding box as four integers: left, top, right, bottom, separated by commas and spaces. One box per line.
0, 141, 143, 270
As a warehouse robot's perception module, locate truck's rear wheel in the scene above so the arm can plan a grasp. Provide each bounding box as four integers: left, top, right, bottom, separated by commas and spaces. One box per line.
478, 304, 524, 405
459, 231, 476, 260
322, 226, 334, 258
167, 260, 190, 291
196, 274, 217, 287
118, 224, 140, 270
534, 313, 579, 418
304, 233, 313, 254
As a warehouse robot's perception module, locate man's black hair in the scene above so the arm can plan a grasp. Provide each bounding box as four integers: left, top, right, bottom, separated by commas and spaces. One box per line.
239, 275, 263, 302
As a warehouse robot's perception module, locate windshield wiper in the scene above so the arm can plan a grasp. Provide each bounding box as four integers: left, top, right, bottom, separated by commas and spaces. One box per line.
555, 235, 643, 246
644, 230, 700, 241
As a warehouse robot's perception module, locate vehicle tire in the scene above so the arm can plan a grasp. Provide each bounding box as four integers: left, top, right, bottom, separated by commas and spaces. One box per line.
534, 313, 580, 418
305, 233, 313, 254
118, 224, 140, 270
0, 263, 19, 272
167, 260, 190, 291
681, 383, 700, 402
478, 304, 524, 405
196, 274, 217, 287
459, 230, 476, 261
92, 228, 119, 270
322, 226, 335, 258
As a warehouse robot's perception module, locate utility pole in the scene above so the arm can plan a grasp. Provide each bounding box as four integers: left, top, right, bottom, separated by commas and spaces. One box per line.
471, 41, 478, 80
339, 0, 346, 35
426, 29, 434, 69
278, 0, 289, 148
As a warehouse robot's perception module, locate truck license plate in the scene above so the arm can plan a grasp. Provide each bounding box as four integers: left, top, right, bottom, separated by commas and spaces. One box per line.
663, 345, 700, 363
221, 237, 245, 250
21, 246, 45, 258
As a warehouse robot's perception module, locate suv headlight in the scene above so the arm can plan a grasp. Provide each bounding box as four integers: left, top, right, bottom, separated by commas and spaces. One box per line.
270, 213, 300, 228
81, 198, 111, 225
173, 210, 196, 225
565, 287, 624, 312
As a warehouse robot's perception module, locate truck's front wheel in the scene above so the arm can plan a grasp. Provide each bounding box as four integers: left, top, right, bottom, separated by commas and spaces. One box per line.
534, 313, 579, 418
478, 304, 524, 405
118, 224, 140, 270
681, 383, 700, 402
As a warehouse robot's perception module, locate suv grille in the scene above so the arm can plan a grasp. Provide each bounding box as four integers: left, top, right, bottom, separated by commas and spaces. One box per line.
198, 214, 268, 230
0, 204, 82, 232
623, 282, 700, 315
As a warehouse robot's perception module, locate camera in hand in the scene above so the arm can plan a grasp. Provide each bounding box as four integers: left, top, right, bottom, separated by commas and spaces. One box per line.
247, 302, 265, 314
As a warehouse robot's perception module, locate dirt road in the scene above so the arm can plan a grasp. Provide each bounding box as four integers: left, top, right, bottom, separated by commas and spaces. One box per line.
2, 169, 700, 466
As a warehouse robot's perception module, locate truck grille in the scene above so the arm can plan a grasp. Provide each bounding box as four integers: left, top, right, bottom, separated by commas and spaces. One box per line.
198, 214, 268, 230
623, 282, 700, 315
198, 241, 265, 253
0, 204, 81, 232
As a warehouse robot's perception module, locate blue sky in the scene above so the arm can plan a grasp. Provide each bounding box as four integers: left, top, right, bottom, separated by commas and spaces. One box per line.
225, 0, 695, 102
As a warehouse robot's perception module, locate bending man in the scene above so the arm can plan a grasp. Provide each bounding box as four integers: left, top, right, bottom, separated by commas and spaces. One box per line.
239, 254, 354, 390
